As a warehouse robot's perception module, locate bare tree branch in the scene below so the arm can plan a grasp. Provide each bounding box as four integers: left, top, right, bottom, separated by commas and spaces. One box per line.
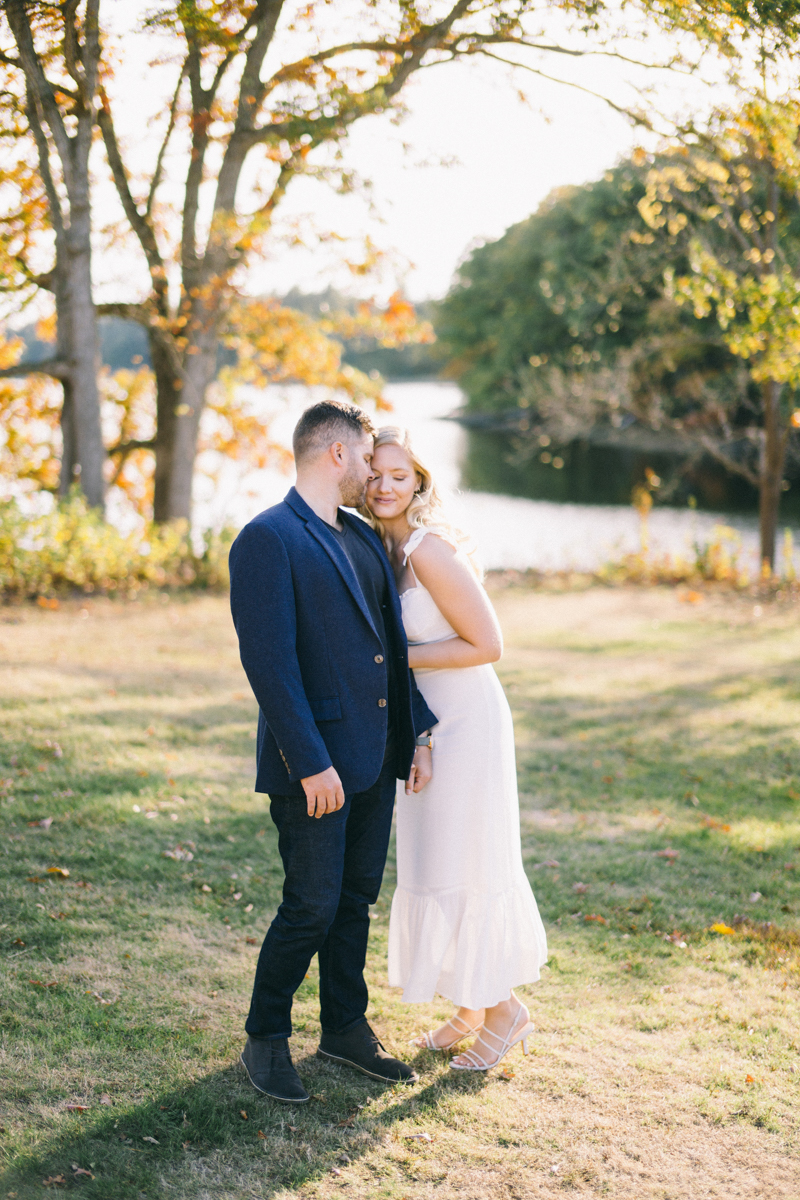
97, 101, 168, 311
107, 438, 157, 454
96, 301, 155, 325
0, 357, 69, 380
24, 84, 65, 237
5, 1, 76, 196
146, 60, 186, 219
698, 434, 760, 486
472, 48, 652, 126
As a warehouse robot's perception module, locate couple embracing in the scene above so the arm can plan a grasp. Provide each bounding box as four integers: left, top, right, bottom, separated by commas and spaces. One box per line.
229, 400, 548, 1103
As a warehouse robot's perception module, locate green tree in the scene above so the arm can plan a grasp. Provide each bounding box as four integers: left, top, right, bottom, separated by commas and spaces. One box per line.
639, 95, 800, 569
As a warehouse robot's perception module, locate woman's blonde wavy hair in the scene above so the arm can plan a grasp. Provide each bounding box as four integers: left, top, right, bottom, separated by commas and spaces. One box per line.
360, 425, 474, 559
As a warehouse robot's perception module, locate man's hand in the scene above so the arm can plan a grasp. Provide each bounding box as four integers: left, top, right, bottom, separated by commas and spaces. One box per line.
405, 746, 432, 795
301, 766, 345, 818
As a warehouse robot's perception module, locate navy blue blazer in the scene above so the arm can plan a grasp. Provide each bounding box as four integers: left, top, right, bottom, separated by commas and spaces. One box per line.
229, 487, 438, 796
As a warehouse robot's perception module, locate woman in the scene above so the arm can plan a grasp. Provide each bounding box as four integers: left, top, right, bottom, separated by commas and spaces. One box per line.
362, 426, 548, 1071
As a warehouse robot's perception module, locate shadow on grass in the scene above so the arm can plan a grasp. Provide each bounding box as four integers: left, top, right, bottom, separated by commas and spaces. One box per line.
0, 1055, 489, 1199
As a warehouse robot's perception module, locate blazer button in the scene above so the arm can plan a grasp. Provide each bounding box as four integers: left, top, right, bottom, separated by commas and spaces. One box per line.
374, 654, 384, 663
377, 698, 387, 707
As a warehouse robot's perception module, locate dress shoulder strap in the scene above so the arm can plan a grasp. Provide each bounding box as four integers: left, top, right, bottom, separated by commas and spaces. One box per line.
402, 527, 428, 566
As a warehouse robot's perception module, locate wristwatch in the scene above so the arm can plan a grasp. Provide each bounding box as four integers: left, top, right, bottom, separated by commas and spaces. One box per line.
415, 733, 433, 750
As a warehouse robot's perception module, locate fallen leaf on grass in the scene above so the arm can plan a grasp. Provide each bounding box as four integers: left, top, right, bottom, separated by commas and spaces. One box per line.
330, 1168, 342, 1177
12, 938, 25, 946
655, 849, 679, 860
288, 1125, 299, 1132
710, 923, 736, 935
64, 1104, 90, 1112
572, 882, 589, 894
665, 931, 688, 947
498, 1068, 515, 1081
240, 1110, 248, 1120
233, 892, 242, 901
702, 815, 731, 832
602, 775, 614, 784
47, 867, 69, 878
746, 1074, 756, 1083
549, 1163, 561, 1175
584, 914, 607, 925
533, 860, 560, 869
142, 1136, 159, 1145
244, 903, 254, 913
749, 891, 762, 902
30, 979, 58, 989
99, 1094, 112, 1106
246, 937, 258, 945
71, 1165, 94, 1178
42, 1175, 66, 1187
201, 884, 212, 893
257, 1130, 266, 1140
28, 817, 54, 830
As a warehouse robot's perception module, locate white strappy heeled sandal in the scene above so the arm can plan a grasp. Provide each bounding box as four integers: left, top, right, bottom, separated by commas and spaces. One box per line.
449, 1001, 534, 1071
410, 1013, 483, 1051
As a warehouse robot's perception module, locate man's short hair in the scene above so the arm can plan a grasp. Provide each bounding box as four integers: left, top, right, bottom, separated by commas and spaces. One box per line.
292, 400, 375, 464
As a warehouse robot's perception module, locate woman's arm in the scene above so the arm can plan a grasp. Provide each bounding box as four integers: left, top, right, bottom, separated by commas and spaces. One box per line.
405, 535, 503, 670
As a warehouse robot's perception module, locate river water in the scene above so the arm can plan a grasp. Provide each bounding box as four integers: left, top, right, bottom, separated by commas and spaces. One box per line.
195, 381, 786, 574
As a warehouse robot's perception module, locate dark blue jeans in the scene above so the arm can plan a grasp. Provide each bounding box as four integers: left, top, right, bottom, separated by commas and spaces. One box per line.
245, 755, 397, 1039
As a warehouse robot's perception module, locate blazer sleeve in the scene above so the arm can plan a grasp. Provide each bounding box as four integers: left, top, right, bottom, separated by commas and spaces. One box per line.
229, 521, 332, 782
410, 670, 438, 736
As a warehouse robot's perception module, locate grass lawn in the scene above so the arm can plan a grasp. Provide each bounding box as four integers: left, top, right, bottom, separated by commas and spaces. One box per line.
1, 584, 799, 1200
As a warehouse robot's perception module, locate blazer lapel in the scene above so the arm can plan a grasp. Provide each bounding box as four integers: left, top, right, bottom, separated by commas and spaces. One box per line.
284, 488, 379, 638
341, 511, 405, 639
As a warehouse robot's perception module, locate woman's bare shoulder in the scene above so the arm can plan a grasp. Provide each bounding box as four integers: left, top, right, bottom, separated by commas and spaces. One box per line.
408, 530, 458, 564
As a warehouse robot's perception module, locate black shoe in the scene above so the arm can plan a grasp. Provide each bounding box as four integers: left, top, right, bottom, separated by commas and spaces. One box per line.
240, 1035, 310, 1104
317, 1020, 418, 1084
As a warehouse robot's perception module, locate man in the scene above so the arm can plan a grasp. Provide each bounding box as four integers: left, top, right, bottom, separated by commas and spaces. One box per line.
229, 400, 437, 1104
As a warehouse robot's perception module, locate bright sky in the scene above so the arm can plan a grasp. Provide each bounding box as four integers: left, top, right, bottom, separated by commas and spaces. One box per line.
254, 61, 656, 300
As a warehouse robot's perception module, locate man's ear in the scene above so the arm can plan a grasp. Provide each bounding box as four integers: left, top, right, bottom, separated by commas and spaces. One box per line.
329, 440, 347, 467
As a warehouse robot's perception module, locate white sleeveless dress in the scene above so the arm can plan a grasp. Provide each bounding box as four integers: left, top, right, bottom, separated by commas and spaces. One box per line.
388, 529, 548, 1010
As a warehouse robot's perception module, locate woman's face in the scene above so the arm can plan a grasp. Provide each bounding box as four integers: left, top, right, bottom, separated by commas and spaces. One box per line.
366, 443, 420, 521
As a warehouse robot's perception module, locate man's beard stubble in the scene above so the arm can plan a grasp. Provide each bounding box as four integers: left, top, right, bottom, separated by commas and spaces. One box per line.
339, 467, 368, 509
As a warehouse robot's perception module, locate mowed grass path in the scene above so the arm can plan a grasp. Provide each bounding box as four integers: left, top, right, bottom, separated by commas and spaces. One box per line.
1, 586, 799, 1200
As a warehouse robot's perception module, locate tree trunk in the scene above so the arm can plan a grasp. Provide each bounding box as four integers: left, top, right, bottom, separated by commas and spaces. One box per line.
63, 202, 103, 507
151, 329, 217, 523
758, 379, 785, 573
58, 381, 77, 495
6, 0, 104, 510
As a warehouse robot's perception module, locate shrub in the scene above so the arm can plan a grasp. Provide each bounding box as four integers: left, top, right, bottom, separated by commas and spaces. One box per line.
0, 491, 233, 600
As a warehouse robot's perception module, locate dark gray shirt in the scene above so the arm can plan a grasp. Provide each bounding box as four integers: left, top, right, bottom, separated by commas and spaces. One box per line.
324, 517, 398, 725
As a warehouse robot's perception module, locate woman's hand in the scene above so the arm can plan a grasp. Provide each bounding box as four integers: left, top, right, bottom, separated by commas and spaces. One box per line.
406, 745, 432, 794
